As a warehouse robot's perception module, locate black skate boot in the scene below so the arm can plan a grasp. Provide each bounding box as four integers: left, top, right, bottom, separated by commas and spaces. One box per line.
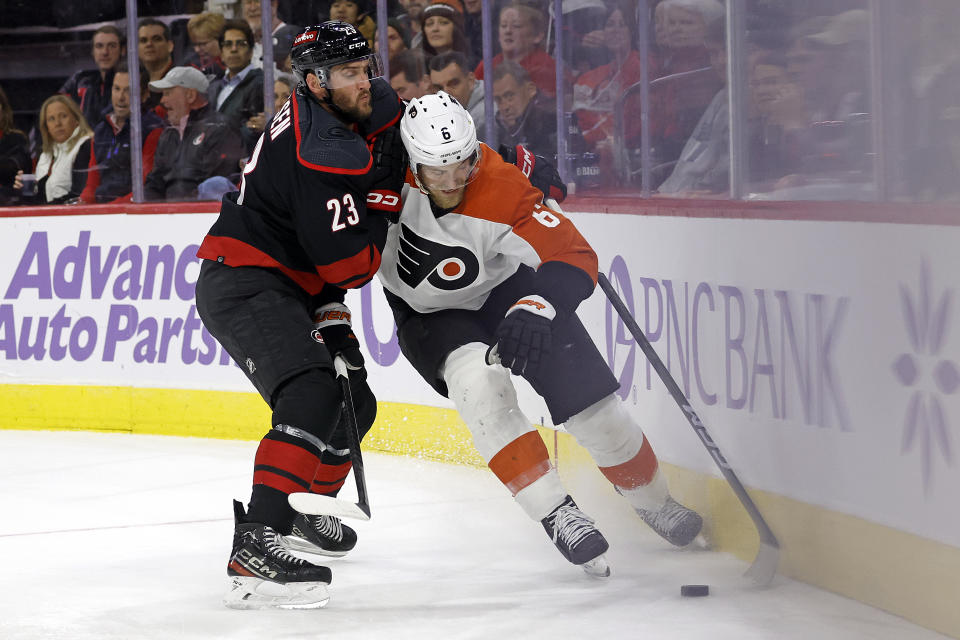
636, 496, 703, 547
285, 513, 358, 559
541, 496, 610, 578
224, 500, 333, 610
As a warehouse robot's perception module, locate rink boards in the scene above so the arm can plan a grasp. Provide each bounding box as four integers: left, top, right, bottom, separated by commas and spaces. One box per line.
0, 203, 958, 638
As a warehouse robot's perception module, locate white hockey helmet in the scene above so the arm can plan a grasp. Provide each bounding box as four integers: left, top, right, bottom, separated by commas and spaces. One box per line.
400, 91, 480, 192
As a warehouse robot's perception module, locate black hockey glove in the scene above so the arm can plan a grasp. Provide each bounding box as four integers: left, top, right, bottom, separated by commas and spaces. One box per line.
497, 144, 567, 203
313, 302, 364, 370
490, 295, 556, 376
367, 126, 408, 221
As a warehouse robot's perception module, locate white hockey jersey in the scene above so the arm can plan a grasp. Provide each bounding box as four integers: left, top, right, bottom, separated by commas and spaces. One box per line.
378, 143, 597, 314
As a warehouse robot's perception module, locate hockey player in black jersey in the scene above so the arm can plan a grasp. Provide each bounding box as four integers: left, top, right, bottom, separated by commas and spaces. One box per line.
194, 22, 407, 609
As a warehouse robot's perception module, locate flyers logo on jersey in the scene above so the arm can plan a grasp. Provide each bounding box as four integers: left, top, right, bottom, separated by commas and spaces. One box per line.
397, 223, 479, 291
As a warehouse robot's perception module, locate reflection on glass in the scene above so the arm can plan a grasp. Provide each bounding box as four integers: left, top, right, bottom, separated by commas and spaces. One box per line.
745, 5, 875, 201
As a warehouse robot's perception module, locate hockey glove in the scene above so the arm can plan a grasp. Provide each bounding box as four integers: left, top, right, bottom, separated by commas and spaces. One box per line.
367, 126, 408, 221
498, 144, 567, 203
313, 302, 364, 370
492, 295, 556, 376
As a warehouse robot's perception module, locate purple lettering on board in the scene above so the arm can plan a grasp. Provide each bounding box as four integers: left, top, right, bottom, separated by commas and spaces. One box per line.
5, 232, 52, 300
359, 284, 400, 366
603, 256, 636, 400
103, 304, 138, 360
719, 285, 747, 410
53, 231, 89, 299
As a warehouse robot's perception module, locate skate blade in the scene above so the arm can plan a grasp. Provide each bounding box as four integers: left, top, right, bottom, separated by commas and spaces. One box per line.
581, 554, 611, 579
284, 535, 350, 559
223, 576, 330, 610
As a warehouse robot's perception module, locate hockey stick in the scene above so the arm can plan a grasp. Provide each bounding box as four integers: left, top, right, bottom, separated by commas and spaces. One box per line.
288, 356, 372, 521
597, 272, 779, 586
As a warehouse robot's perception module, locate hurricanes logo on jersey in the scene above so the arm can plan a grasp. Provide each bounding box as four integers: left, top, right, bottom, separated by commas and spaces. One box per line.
397, 223, 479, 291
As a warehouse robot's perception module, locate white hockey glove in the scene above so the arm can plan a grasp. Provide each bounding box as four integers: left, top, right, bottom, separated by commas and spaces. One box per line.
491, 295, 556, 376
313, 302, 364, 370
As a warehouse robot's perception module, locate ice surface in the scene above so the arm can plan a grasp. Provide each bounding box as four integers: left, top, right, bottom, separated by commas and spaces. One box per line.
0, 430, 949, 640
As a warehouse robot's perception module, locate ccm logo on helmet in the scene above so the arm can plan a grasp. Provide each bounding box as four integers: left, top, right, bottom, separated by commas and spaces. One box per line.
367, 192, 400, 207
294, 31, 318, 45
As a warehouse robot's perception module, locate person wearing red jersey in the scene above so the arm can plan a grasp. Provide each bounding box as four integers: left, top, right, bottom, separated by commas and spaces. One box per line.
194, 22, 406, 609
376, 92, 703, 577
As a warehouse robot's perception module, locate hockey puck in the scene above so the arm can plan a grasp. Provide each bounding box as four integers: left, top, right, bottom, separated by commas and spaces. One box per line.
680, 584, 709, 597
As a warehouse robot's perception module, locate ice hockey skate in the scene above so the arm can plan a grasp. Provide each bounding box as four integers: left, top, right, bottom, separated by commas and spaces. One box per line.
224, 500, 333, 610
636, 496, 703, 547
541, 496, 610, 578
284, 512, 358, 559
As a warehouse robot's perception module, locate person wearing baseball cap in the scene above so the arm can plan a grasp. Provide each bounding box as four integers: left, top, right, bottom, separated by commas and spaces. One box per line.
143, 65, 243, 201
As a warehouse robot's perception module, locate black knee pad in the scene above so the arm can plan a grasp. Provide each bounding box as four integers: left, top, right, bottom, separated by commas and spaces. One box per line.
271, 368, 342, 444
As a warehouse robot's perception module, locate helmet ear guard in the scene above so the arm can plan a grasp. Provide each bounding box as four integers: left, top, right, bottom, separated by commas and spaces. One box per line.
399, 91, 480, 192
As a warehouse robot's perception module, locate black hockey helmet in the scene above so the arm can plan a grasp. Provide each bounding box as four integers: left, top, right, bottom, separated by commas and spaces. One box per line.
290, 21, 383, 89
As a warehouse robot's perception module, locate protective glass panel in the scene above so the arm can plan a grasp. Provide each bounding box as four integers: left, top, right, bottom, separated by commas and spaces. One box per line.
743, 1, 875, 201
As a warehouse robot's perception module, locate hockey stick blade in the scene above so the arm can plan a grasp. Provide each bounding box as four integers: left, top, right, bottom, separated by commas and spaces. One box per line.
287, 356, 372, 522
744, 540, 779, 586
288, 492, 371, 521
598, 272, 780, 586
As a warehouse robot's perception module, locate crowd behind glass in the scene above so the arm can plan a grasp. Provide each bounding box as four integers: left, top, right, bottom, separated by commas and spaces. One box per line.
0, 0, 958, 206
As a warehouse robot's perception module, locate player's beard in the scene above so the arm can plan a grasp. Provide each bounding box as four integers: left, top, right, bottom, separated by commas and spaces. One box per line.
330, 85, 373, 122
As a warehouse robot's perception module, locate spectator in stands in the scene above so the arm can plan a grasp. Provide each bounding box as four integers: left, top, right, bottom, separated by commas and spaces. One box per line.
475, 2, 560, 98
143, 67, 244, 201
419, 0, 474, 67
389, 50, 432, 100
139, 18, 175, 82
328, 0, 378, 48
244, 76, 295, 138
0, 85, 31, 206
139, 18, 176, 115
376, 18, 412, 60
573, 3, 642, 157
493, 61, 584, 160
397, 0, 428, 49
59, 25, 125, 130
461, 0, 484, 63
637, 0, 725, 179
14, 95, 93, 205
186, 12, 227, 80
657, 17, 728, 195
785, 9, 872, 179
428, 51, 484, 137
79, 61, 165, 204
746, 51, 805, 190
555, 0, 610, 74
208, 19, 264, 151
243, 0, 278, 67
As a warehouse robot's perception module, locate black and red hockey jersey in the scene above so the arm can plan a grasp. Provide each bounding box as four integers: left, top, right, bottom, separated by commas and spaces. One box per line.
197, 78, 404, 296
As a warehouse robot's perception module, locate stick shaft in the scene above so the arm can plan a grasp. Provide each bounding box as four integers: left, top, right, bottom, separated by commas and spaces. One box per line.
334, 357, 370, 518
597, 273, 778, 548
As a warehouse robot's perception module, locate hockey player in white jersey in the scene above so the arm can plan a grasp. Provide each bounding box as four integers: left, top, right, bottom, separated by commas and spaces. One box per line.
377, 92, 703, 576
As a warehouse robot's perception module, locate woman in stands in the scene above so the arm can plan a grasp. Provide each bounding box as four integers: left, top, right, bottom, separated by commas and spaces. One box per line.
14, 95, 93, 205
0, 84, 30, 206
419, 0, 474, 67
